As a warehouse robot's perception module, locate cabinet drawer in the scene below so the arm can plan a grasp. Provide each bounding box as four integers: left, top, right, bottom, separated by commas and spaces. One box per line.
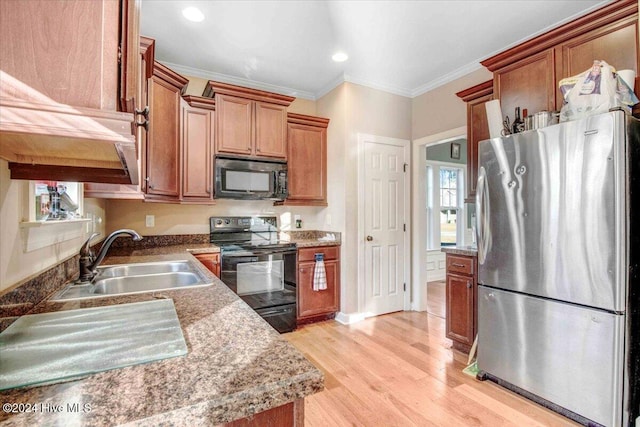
446, 255, 474, 275
298, 246, 339, 262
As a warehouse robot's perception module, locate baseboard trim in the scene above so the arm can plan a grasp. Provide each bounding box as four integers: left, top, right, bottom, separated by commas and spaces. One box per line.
335, 312, 367, 325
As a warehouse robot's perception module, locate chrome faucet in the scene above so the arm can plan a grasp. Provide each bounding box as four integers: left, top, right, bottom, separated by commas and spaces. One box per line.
78, 229, 143, 282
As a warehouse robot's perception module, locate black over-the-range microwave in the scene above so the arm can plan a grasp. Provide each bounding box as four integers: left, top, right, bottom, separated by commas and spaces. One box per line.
214, 157, 288, 201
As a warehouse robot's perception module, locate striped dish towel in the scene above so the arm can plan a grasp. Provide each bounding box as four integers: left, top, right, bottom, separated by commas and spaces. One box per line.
313, 253, 327, 291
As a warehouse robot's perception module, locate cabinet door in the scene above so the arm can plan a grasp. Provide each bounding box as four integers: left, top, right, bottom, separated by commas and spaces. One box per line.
287, 123, 327, 203
557, 16, 639, 107
466, 92, 492, 201
215, 94, 253, 156
194, 253, 220, 278
298, 260, 339, 319
446, 273, 474, 346
495, 49, 556, 122
182, 105, 212, 200
254, 102, 287, 159
146, 76, 181, 197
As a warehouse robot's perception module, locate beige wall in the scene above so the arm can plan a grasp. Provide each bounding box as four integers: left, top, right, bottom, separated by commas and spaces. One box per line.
412, 67, 492, 140
0, 159, 106, 293
317, 82, 412, 315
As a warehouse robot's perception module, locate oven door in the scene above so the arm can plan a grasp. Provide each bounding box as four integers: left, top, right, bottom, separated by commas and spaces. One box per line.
221, 249, 297, 310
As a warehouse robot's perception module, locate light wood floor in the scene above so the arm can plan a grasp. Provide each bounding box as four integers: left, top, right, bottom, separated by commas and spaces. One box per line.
286, 312, 578, 427
426, 280, 446, 319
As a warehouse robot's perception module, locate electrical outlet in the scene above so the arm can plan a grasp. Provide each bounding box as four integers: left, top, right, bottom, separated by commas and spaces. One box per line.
145, 215, 155, 227
326, 214, 332, 226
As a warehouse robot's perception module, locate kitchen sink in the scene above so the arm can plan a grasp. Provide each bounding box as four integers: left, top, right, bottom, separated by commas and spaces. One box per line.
50, 260, 213, 301
94, 261, 193, 278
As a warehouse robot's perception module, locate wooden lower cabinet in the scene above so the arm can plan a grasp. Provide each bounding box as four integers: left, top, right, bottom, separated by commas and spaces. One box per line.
193, 253, 220, 278
224, 398, 303, 427
445, 253, 477, 353
297, 246, 340, 323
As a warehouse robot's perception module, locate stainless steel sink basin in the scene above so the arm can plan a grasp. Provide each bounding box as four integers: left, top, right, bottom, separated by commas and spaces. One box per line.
50, 260, 213, 301
94, 261, 192, 278
93, 272, 202, 295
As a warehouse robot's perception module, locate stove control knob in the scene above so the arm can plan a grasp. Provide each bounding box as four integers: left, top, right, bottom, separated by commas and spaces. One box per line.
224, 219, 231, 225
215, 219, 223, 226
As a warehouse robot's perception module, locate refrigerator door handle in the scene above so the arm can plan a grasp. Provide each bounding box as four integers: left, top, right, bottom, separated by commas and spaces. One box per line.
476, 166, 489, 265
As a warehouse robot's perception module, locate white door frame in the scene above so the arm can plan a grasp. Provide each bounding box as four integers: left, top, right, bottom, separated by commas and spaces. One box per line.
411, 126, 466, 311
357, 133, 411, 317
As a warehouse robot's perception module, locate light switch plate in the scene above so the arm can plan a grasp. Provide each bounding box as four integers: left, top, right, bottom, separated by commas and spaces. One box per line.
145, 215, 155, 227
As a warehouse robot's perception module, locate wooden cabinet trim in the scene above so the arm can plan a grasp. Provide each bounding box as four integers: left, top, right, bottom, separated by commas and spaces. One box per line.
140, 36, 155, 80
481, 0, 637, 71
287, 113, 330, 128
204, 81, 295, 106
152, 61, 188, 93
183, 95, 216, 111
455, 80, 493, 102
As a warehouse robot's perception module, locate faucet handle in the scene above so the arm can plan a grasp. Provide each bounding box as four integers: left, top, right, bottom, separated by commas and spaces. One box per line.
80, 233, 100, 259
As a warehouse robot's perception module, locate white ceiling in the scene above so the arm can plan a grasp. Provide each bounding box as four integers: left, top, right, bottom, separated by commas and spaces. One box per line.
140, 0, 610, 100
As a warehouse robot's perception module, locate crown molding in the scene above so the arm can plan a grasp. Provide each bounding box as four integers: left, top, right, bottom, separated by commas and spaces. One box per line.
159, 61, 317, 100
343, 74, 413, 98
411, 62, 484, 98
314, 73, 347, 99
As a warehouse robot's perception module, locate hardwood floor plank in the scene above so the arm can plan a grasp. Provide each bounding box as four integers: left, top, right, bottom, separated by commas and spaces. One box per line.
285, 313, 581, 427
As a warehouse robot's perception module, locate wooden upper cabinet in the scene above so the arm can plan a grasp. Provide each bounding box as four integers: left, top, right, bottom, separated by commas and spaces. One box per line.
0, 0, 140, 184
119, 0, 141, 113
181, 96, 215, 203
556, 15, 639, 108
278, 113, 330, 206
145, 62, 188, 201
254, 102, 288, 158
215, 94, 253, 156
482, 0, 638, 118
456, 81, 492, 202
494, 49, 557, 122
205, 81, 294, 160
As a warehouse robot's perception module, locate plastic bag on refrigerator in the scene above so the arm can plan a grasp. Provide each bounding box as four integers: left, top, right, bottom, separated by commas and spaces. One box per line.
558, 60, 638, 122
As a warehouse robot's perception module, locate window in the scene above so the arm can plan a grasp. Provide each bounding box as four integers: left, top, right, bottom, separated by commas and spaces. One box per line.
439, 168, 458, 245
426, 163, 464, 249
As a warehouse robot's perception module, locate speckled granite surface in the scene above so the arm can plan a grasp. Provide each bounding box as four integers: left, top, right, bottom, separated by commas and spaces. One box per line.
281, 230, 341, 248
0, 250, 323, 426
441, 246, 478, 256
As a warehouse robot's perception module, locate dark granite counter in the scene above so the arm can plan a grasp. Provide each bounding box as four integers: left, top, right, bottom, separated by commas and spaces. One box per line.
441, 246, 478, 256
0, 248, 323, 426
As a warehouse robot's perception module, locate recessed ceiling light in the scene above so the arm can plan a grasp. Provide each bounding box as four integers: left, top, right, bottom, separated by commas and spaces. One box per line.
332, 52, 348, 63
182, 7, 205, 22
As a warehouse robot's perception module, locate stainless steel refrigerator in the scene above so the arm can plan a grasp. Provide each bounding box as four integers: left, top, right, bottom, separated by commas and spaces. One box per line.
476, 109, 640, 427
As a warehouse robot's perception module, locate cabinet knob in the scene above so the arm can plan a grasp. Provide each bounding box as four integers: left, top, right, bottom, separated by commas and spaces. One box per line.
256, 147, 261, 152
145, 177, 153, 190
247, 147, 252, 151
467, 281, 472, 289
366, 235, 373, 242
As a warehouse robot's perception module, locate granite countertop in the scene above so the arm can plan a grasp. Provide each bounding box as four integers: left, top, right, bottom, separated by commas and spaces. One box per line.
0, 249, 323, 426
441, 246, 478, 256
281, 230, 341, 248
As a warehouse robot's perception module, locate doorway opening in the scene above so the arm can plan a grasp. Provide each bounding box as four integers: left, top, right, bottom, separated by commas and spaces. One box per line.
425, 138, 471, 318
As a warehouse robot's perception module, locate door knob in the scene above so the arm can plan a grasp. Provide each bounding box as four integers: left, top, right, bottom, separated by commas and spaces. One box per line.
366, 235, 373, 241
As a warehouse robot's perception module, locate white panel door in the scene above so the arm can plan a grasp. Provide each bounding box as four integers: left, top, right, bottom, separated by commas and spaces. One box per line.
364, 140, 406, 316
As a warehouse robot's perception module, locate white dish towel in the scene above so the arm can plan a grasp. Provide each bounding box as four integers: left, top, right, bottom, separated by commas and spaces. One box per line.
313, 253, 327, 291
